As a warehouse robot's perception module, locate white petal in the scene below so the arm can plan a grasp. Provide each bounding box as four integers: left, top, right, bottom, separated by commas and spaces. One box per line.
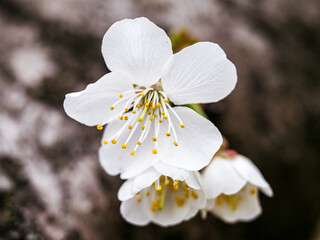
159, 107, 222, 171
232, 155, 273, 197
153, 163, 200, 189
120, 195, 152, 226
211, 184, 262, 223
98, 119, 161, 179
201, 157, 246, 198
63, 72, 133, 126
118, 167, 161, 201
102, 17, 173, 87
151, 189, 205, 227
162, 42, 237, 105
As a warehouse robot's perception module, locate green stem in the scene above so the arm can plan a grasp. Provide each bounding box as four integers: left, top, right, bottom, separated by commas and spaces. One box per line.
158, 184, 167, 211
186, 104, 208, 119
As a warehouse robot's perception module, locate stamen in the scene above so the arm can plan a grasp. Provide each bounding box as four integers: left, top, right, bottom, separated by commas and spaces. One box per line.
163, 99, 169, 103
140, 92, 145, 97
124, 107, 129, 112
128, 125, 132, 129
175, 196, 185, 207
173, 141, 178, 146
152, 137, 157, 142
149, 116, 153, 121
152, 149, 157, 154
132, 110, 136, 114
110, 106, 114, 110
121, 144, 127, 149
103, 140, 108, 144
97, 125, 103, 130
137, 141, 141, 145
166, 132, 171, 137
191, 191, 199, 199
141, 126, 145, 130
124, 116, 128, 120
119, 115, 123, 120
130, 150, 135, 155
119, 93, 123, 98
146, 190, 150, 196
159, 119, 163, 123
111, 139, 117, 144
180, 123, 185, 128
165, 177, 169, 186
137, 197, 142, 202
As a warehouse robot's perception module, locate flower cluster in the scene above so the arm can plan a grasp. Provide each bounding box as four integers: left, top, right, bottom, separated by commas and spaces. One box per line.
63, 17, 272, 226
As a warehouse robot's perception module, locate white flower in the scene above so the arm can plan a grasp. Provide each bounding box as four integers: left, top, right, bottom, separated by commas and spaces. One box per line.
63, 17, 237, 179
118, 162, 206, 226
201, 150, 273, 223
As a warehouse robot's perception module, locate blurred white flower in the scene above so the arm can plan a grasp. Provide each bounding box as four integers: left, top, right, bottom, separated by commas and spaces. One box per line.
201, 150, 273, 223
118, 163, 206, 226
63, 17, 237, 179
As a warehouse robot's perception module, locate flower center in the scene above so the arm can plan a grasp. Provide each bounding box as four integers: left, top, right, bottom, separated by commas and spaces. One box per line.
134, 175, 199, 212
98, 85, 185, 156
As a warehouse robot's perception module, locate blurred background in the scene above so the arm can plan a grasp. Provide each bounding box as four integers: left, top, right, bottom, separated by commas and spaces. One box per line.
0, 0, 320, 239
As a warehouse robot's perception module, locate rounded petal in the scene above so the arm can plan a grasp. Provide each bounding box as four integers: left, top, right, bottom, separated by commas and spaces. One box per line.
162, 42, 237, 105
118, 167, 161, 201
120, 195, 152, 226
153, 163, 201, 189
102, 17, 173, 87
159, 107, 222, 171
151, 189, 205, 227
232, 155, 273, 197
63, 72, 133, 126
211, 184, 262, 223
201, 157, 247, 198
98, 119, 161, 179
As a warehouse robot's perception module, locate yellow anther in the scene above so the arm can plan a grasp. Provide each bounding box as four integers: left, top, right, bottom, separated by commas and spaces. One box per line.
173, 141, 178, 146
144, 103, 149, 107
119, 93, 123, 98
180, 123, 185, 128
137, 197, 142, 202
132, 110, 136, 114
154, 114, 158, 118
216, 197, 223, 206
137, 191, 141, 195
149, 101, 153, 106
110, 106, 114, 110
121, 144, 127, 149
151, 106, 156, 110
152, 137, 157, 142
166, 132, 171, 137
175, 196, 185, 207
128, 125, 133, 129
152, 200, 160, 207
103, 140, 108, 145
147, 111, 151, 115
156, 186, 162, 191
146, 190, 150, 196
151, 207, 157, 212
141, 126, 145, 130
119, 115, 123, 120
161, 112, 165, 115
152, 149, 157, 154
140, 92, 145, 97
111, 139, 117, 144
163, 99, 169, 103
124, 116, 128, 120
137, 141, 141, 145
250, 188, 257, 195
97, 125, 103, 130
191, 191, 199, 199
146, 100, 149, 103
149, 116, 153, 121
159, 119, 163, 123
183, 183, 189, 190
185, 192, 190, 198
165, 179, 170, 186
156, 103, 161, 108
136, 104, 141, 108
173, 180, 179, 186
124, 107, 129, 112
163, 115, 168, 119
130, 150, 135, 155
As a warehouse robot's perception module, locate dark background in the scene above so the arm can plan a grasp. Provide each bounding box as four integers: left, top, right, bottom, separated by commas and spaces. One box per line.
0, 0, 319, 239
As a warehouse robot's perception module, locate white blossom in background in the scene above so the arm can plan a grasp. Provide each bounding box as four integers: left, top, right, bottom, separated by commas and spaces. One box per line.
63, 17, 237, 179
201, 150, 273, 223
118, 163, 205, 226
